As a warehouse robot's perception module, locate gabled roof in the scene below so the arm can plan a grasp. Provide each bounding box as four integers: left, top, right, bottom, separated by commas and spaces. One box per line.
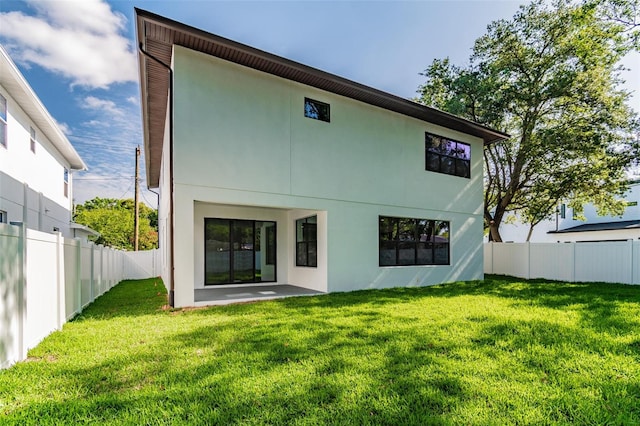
548, 219, 640, 234
0, 45, 86, 171
135, 8, 510, 188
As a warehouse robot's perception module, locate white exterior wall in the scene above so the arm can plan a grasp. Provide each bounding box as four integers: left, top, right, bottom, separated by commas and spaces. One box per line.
0, 85, 74, 236
168, 46, 485, 307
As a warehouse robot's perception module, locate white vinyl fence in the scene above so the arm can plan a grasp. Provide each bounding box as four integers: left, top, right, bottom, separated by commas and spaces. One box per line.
484, 240, 640, 285
1, 223, 161, 369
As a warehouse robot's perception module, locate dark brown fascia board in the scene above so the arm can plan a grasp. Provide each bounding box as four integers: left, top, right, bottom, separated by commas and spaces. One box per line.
136, 8, 510, 187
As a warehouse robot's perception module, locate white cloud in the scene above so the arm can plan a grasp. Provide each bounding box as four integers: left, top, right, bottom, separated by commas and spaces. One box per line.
82, 96, 124, 116
0, 0, 136, 88
56, 121, 72, 135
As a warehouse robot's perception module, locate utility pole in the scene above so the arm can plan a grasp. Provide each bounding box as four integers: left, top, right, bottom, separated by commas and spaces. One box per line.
134, 145, 140, 251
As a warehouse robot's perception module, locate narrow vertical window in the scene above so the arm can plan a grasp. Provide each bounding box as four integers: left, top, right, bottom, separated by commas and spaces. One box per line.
64, 168, 69, 198
304, 98, 330, 122
560, 204, 566, 219
0, 94, 7, 148
30, 126, 36, 153
296, 216, 317, 267
0, 210, 7, 223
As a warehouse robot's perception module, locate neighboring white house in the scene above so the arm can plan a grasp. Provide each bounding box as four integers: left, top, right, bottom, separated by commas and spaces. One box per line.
135, 9, 509, 308
496, 180, 640, 243
0, 45, 89, 239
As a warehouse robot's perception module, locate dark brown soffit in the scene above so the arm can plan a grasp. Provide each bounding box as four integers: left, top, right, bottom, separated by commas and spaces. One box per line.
135, 8, 510, 188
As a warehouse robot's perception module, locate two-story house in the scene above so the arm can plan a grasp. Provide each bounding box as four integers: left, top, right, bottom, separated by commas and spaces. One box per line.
135, 9, 509, 308
0, 45, 88, 238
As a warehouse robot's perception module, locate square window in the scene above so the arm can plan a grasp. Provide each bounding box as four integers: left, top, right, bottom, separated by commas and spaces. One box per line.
304, 98, 330, 122
0, 210, 7, 224
425, 132, 471, 179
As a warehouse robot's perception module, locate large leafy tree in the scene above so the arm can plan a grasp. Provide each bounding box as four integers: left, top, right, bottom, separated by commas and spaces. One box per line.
74, 198, 158, 250
417, 0, 639, 241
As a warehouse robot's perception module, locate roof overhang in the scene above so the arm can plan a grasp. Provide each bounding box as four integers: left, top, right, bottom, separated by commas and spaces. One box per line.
0, 45, 86, 171
135, 8, 510, 189
70, 222, 101, 237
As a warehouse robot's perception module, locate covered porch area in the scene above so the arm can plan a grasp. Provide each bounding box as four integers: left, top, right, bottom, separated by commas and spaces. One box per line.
194, 284, 325, 306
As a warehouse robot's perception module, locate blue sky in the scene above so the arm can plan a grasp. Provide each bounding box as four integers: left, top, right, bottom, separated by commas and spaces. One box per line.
1, 0, 638, 206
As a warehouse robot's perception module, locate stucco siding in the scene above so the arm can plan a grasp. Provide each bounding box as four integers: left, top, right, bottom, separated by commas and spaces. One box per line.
172, 46, 483, 215
168, 45, 486, 306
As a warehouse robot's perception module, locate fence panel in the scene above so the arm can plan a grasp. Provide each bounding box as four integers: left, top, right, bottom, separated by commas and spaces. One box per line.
491, 243, 530, 278
24, 230, 59, 351
0, 224, 23, 369
1, 223, 159, 369
63, 238, 80, 320
575, 241, 632, 284
486, 240, 638, 285
529, 243, 574, 282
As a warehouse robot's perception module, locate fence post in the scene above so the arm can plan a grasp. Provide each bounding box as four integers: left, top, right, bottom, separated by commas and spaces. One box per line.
75, 238, 81, 316
55, 232, 64, 329
17, 224, 26, 364
627, 238, 633, 284
571, 242, 576, 283
90, 243, 95, 304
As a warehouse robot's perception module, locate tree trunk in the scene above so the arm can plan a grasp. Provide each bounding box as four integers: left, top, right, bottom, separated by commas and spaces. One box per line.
489, 220, 503, 242
526, 224, 534, 242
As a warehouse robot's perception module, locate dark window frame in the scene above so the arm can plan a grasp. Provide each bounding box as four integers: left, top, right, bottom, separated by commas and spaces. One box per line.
425, 132, 471, 178
379, 216, 450, 267
296, 215, 317, 267
204, 218, 277, 285
304, 98, 330, 123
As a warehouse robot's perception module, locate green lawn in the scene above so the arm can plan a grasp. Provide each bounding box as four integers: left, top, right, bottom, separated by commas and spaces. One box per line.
1, 276, 639, 425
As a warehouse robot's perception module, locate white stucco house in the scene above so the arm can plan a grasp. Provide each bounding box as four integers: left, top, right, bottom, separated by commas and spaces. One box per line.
496, 180, 640, 243
135, 9, 509, 307
0, 45, 93, 239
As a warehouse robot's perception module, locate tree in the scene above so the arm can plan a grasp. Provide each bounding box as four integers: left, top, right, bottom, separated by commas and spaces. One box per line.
73, 197, 158, 250
417, 0, 640, 242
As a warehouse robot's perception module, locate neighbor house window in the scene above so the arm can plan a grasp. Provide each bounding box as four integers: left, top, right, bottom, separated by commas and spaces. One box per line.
425, 132, 470, 178
30, 127, 36, 153
379, 216, 450, 266
304, 98, 330, 122
0, 210, 7, 223
296, 216, 317, 267
63, 168, 69, 198
0, 94, 7, 148
560, 204, 566, 219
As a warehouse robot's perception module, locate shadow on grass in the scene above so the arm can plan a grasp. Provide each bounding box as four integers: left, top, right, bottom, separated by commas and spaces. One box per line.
5, 276, 639, 424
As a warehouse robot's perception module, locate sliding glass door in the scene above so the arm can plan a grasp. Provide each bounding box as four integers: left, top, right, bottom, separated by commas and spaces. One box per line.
205, 218, 276, 285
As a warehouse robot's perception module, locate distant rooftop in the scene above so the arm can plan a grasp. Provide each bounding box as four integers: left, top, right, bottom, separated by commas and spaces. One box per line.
548, 219, 640, 234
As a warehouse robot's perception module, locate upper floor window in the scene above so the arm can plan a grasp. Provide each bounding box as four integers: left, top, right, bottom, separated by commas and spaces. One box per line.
0, 210, 7, 224
304, 98, 330, 123
425, 133, 470, 178
379, 216, 450, 266
30, 126, 36, 153
0, 94, 7, 148
296, 215, 317, 267
64, 168, 69, 198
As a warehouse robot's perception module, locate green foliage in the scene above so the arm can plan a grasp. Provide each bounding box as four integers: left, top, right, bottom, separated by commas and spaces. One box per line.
417, 0, 640, 241
73, 197, 158, 250
1, 277, 639, 424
